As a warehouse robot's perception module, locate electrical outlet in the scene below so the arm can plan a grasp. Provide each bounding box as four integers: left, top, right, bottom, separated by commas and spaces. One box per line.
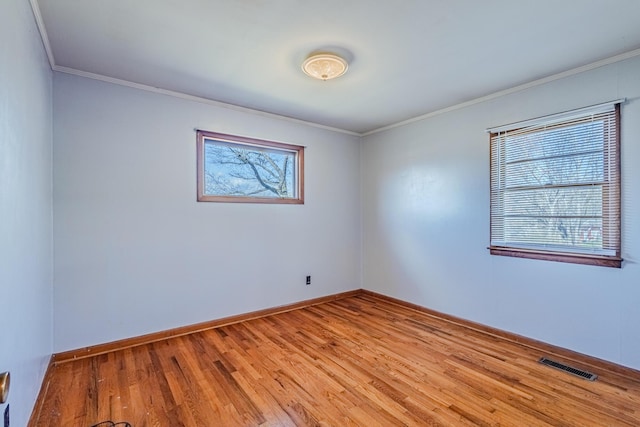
4, 404, 9, 427
306, 275, 311, 285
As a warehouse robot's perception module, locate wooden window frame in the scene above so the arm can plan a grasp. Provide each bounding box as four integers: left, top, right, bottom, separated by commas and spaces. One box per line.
488, 102, 622, 268
197, 130, 304, 204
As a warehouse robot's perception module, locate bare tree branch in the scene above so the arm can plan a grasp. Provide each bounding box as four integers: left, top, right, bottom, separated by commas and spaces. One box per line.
204, 143, 293, 198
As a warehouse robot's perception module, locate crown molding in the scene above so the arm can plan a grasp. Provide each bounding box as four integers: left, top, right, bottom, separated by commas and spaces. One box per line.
29, 0, 55, 70
52, 66, 362, 136
27, 0, 640, 138
28, 1, 361, 137
363, 47, 640, 136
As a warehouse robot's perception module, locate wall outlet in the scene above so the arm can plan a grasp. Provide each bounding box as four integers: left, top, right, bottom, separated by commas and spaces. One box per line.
306, 275, 311, 285
4, 404, 9, 427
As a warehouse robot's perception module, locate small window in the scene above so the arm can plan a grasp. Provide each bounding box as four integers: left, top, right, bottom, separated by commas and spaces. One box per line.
488, 101, 622, 267
197, 130, 304, 204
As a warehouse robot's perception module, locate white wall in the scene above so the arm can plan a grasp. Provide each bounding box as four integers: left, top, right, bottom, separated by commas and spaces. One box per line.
0, 0, 53, 425
362, 56, 640, 369
53, 74, 361, 351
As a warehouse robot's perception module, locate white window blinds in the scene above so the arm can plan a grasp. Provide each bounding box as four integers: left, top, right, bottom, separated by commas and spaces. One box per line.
488, 100, 622, 266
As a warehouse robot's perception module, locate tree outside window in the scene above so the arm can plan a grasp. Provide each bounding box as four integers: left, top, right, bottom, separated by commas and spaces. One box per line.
489, 102, 621, 267
197, 131, 304, 204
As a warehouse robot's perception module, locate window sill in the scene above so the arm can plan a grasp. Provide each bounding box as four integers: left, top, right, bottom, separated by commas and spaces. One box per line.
489, 246, 622, 268
197, 194, 304, 204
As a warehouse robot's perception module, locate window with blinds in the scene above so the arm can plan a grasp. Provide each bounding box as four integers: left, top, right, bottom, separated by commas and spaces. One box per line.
488, 101, 622, 268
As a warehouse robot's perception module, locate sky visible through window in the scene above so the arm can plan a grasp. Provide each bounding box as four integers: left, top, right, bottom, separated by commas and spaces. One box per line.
203, 139, 295, 198
501, 120, 605, 250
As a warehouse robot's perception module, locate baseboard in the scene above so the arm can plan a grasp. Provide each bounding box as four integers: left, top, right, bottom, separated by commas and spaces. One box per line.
360, 289, 640, 379
27, 355, 55, 427
53, 289, 361, 364
52, 287, 640, 381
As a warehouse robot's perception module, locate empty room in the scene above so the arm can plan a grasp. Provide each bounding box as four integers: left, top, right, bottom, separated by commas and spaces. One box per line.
2, 0, 640, 426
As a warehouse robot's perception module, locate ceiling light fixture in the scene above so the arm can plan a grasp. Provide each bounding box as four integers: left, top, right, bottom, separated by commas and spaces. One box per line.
302, 53, 348, 81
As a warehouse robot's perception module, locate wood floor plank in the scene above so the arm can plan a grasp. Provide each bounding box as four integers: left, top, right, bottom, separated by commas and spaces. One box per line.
31, 294, 640, 426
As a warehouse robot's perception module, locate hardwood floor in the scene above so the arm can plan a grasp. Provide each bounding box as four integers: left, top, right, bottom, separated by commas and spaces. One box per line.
31, 294, 640, 426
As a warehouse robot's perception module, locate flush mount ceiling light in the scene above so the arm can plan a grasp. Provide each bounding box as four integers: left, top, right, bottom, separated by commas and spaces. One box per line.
301, 53, 348, 81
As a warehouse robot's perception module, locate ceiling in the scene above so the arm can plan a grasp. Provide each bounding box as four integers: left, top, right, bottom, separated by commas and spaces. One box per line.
33, 0, 640, 135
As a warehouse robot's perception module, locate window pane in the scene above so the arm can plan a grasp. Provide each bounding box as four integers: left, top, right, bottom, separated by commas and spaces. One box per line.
504, 216, 602, 250
503, 186, 602, 249
489, 102, 621, 265
204, 141, 296, 198
196, 130, 304, 204
504, 121, 604, 163
504, 186, 602, 218
505, 151, 603, 188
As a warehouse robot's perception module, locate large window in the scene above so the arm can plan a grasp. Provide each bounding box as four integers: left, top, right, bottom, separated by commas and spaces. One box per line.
488, 101, 622, 267
197, 130, 304, 204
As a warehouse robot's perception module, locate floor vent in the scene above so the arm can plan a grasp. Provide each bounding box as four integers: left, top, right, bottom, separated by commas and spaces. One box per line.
539, 357, 598, 381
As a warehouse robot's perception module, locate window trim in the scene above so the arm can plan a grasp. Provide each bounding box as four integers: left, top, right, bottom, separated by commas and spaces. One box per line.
196, 130, 305, 204
487, 101, 623, 268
